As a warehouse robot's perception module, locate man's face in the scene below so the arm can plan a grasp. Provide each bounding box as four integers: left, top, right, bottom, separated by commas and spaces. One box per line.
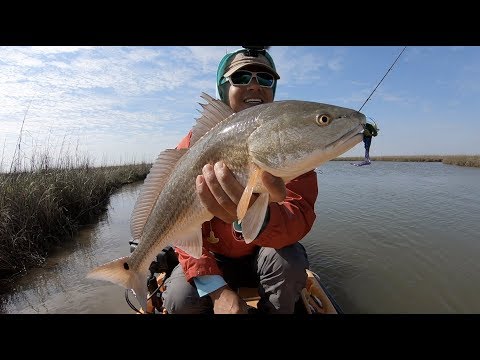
226, 65, 275, 113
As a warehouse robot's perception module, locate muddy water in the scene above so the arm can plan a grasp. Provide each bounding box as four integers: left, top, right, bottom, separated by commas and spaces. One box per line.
2, 161, 480, 314
0, 183, 141, 314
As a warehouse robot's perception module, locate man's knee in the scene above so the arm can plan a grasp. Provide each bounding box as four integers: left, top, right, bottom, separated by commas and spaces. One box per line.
161, 264, 212, 314
256, 243, 309, 313
257, 243, 309, 280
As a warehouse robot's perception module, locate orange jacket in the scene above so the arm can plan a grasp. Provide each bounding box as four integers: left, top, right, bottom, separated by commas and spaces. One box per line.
175, 130, 318, 282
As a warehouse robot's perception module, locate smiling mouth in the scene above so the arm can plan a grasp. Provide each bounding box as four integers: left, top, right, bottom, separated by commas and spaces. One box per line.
244, 99, 263, 104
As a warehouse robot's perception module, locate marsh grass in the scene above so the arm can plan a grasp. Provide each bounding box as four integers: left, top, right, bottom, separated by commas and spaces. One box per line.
441, 155, 480, 167
0, 156, 150, 285
336, 155, 480, 167
1, 149, 477, 287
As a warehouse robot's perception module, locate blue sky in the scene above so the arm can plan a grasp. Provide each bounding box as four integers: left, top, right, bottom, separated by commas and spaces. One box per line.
1, 46, 479, 170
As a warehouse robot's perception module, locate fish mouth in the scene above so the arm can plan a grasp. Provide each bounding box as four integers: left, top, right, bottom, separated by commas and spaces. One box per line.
326, 124, 365, 153
256, 123, 366, 181
316, 124, 364, 169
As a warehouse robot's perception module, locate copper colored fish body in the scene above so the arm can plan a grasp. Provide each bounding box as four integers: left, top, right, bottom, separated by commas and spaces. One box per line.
87, 93, 366, 310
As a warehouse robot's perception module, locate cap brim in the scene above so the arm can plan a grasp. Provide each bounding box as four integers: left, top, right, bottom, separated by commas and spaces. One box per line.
223, 61, 280, 80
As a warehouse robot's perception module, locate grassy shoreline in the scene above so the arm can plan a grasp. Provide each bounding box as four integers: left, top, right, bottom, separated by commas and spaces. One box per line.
1, 153, 478, 289
335, 155, 480, 167
0, 161, 150, 286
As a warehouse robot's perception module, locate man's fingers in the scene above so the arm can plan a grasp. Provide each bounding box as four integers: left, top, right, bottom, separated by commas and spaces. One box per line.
196, 163, 284, 223
214, 161, 244, 204
196, 175, 236, 223
262, 172, 286, 203
202, 163, 238, 216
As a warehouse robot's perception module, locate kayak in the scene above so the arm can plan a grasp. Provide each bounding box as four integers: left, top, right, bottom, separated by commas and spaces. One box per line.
125, 267, 342, 314
237, 269, 342, 314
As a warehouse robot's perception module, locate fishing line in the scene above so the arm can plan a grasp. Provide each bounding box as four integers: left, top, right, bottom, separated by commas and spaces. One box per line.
358, 46, 407, 113
368, 116, 378, 128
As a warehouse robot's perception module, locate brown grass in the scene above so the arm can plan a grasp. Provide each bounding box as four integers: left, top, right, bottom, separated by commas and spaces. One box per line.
0, 156, 150, 286
441, 155, 480, 167
335, 155, 480, 167
1, 150, 477, 288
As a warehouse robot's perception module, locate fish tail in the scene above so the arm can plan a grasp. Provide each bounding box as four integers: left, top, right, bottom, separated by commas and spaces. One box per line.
87, 256, 133, 288
131, 272, 149, 313
87, 257, 149, 312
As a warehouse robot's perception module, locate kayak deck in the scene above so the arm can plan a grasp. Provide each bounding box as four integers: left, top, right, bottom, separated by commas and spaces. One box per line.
132, 268, 341, 314
237, 269, 338, 314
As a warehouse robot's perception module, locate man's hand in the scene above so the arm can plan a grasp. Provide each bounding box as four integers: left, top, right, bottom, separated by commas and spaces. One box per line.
209, 285, 249, 314
196, 161, 286, 223
261, 170, 287, 203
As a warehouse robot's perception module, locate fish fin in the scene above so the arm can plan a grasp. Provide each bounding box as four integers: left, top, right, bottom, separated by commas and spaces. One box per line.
237, 164, 262, 222
86, 257, 131, 288
242, 193, 270, 244
130, 148, 188, 241
175, 227, 204, 259
131, 272, 149, 313
190, 92, 234, 146
87, 257, 148, 312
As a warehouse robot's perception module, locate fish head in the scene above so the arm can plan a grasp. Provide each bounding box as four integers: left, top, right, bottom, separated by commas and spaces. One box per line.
247, 100, 366, 179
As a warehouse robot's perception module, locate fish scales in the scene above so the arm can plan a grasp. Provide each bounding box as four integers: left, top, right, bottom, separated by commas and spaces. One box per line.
87, 94, 367, 311
130, 111, 258, 272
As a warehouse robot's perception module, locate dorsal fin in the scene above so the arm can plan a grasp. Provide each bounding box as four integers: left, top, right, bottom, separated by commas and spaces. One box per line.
130, 148, 188, 241
190, 92, 234, 146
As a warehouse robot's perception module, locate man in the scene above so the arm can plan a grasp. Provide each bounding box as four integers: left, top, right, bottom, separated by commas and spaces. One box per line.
161, 48, 319, 314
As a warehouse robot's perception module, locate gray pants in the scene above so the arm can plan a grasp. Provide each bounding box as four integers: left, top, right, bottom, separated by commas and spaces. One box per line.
161, 243, 309, 314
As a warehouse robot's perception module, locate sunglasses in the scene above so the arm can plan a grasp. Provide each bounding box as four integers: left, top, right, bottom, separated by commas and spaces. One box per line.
224, 70, 276, 88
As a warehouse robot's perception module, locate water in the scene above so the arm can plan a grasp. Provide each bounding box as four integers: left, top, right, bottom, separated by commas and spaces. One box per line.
0, 184, 140, 314
303, 161, 480, 313
1, 161, 479, 314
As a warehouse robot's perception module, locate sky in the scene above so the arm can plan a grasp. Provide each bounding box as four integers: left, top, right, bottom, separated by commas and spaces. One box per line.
1, 46, 479, 171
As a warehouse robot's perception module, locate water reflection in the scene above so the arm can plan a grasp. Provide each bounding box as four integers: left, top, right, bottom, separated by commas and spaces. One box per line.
0, 184, 141, 314
303, 161, 480, 313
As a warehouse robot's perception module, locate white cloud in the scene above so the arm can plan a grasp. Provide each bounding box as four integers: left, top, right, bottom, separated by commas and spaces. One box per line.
30, 46, 93, 54
1, 45, 479, 170
184, 46, 228, 72
327, 57, 343, 71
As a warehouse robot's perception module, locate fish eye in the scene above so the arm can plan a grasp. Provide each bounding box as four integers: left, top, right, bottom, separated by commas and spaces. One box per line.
315, 114, 331, 126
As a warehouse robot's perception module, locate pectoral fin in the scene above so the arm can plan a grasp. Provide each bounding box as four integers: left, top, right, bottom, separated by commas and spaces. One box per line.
174, 227, 204, 259
237, 164, 262, 222
241, 193, 270, 244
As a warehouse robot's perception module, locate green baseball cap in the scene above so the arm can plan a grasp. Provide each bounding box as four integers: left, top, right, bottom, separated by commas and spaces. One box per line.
216, 48, 279, 102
